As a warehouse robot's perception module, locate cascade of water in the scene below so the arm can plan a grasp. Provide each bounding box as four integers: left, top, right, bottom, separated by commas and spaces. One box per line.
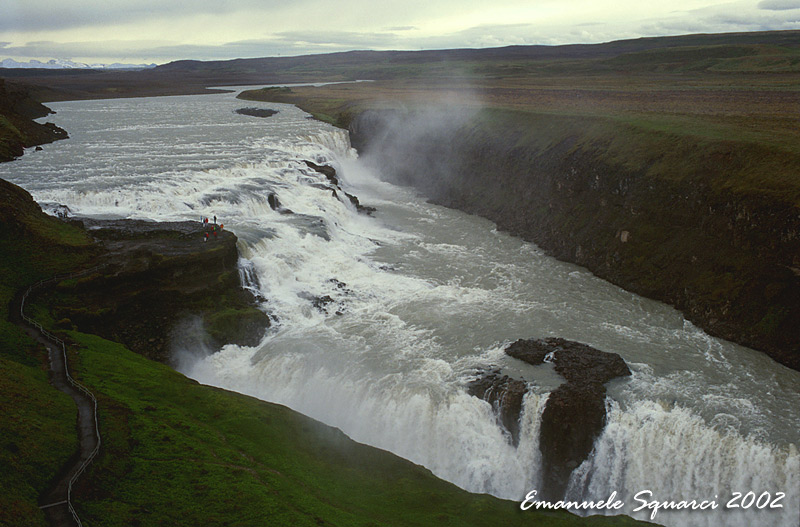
565, 399, 800, 526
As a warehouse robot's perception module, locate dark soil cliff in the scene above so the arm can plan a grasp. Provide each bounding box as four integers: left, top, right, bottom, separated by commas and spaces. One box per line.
0, 79, 68, 162
350, 109, 800, 370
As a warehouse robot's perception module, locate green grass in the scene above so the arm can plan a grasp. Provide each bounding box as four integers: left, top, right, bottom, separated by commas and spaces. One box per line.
0, 181, 96, 527
0, 357, 78, 527
66, 331, 651, 527
0, 115, 24, 162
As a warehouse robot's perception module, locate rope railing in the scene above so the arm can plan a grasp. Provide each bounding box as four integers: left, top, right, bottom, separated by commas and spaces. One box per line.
21, 264, 106, 527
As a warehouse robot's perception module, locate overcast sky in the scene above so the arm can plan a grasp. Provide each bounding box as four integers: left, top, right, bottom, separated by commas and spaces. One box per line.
2, 0, 800, 65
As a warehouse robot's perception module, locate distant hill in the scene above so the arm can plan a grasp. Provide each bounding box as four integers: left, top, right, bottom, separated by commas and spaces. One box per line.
3, 29, 799, 102
152, 29, 800, 79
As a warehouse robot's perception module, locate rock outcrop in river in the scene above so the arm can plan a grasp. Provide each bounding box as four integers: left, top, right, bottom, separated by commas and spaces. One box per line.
507, 338, 631, 500
304, 160, 376, 214
469, 338, 631, 500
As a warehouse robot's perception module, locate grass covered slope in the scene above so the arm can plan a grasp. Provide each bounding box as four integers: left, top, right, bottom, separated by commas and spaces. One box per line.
0, 178, 96, 527
0, 79, 68, 161
65, 331, 649, 527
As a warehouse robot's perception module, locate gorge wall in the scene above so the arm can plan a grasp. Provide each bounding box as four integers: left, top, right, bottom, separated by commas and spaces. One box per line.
349, 108, 800, 370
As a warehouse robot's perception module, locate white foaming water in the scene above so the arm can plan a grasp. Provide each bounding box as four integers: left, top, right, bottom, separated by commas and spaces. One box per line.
2, 90, 798, 527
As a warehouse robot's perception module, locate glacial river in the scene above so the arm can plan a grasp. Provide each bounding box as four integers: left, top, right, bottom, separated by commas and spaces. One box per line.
2, 88, 798, 527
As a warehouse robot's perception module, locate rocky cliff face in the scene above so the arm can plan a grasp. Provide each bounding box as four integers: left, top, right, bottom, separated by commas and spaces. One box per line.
48, 218, 270, 364
2, 177, 269, 364
350, 109, 800, 371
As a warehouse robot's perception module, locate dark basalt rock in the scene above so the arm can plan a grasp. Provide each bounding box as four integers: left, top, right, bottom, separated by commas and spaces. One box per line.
235, 107, 278, 118
344, 191, 376, 215
312, 295, 334, 310
52, 219, 270, 364
303, 160, 376, 215
539, 381, 607, 500
505, 337, 631, 501
268, 193, 281, 210
467, 337, 631, 500
507, 337, 630, 384
267, 193, 293, 214
304, 160, 339, 186
467, 370, 528, 446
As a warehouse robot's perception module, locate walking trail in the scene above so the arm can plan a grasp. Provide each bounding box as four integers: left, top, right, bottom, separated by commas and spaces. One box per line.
13, 269, 102, 527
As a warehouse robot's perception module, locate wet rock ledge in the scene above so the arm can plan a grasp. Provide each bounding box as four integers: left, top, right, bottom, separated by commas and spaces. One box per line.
469, 337, 631, 501
50, 218, 270, 364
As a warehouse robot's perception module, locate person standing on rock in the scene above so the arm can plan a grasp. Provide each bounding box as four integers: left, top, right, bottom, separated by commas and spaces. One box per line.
214, 215, 217, 225
204, 232, 209, 242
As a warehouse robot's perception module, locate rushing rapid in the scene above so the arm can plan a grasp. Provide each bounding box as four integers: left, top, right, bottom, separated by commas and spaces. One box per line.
2, 89, 798, 527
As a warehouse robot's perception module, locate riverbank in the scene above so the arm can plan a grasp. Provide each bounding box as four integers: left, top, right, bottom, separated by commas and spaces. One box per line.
238, 78, 800, 371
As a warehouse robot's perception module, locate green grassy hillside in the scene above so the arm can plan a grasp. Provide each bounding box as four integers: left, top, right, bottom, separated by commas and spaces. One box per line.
0, 179, 95, 527
0, 79, 68, 161
61, 331, 649, 527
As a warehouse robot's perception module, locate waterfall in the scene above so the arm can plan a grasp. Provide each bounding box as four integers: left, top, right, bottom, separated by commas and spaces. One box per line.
5, 91, 797, 527
566, 400, 800, 526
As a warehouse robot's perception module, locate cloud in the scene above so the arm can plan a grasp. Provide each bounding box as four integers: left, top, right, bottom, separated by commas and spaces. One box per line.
2, 1, 800, 64
0, 35, 386, 63
633, 1, 800, 39
272, 30, 403, 48
758, 0, 800, 9
0, 0, 304, 32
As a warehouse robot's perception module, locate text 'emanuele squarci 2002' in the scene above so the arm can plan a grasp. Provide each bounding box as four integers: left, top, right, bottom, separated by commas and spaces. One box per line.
520, 489, 786, 521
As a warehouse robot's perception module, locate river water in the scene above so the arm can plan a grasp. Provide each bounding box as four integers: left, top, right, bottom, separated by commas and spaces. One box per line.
2, 89, 798, 527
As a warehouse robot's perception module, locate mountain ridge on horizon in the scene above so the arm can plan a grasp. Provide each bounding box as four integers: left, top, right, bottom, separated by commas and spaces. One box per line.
149, 28, 800, 77
4, 28, 799, 74
1, 58, 157, 71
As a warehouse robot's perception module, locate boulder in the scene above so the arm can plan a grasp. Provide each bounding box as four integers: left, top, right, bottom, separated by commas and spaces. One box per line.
498, 337, 631, 500
507, 337, 630, 384
235, 107, 278, 118
304, 160, 339, 186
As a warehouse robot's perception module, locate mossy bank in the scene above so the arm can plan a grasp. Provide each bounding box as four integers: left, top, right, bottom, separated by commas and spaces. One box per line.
0, 79, 68, 162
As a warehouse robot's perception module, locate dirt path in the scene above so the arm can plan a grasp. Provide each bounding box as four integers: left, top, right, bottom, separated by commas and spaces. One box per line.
14, 274, 102, 527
